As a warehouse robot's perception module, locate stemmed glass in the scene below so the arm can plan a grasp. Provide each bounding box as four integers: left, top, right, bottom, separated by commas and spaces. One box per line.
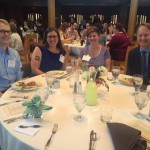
132, 74, 143, 94
65, 63, 73, 81
45, 73, 55, 94
134, 91, 149, 119
73, 94, 86, 122
111, 66, 120, 84
37, 87, 49, 103
71, 58, 77, 71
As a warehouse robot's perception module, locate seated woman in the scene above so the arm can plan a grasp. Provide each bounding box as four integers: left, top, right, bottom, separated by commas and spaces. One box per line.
58, 22, 74, 44
10, 23, 24, 52
31, 28, 66, 76
107, 22, 131, 61
77, 26, 111, 71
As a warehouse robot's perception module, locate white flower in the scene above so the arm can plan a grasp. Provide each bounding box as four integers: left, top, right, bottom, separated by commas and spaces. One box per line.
98, 66, 108, 76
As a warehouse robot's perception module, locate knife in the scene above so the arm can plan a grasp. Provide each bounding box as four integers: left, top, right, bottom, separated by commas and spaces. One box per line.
0, 100, 25, 107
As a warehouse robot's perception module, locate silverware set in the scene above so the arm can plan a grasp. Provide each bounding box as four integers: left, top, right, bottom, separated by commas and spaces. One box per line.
3, 114, 30, 124
45, 123, 58, 149
89, 130, 97, 150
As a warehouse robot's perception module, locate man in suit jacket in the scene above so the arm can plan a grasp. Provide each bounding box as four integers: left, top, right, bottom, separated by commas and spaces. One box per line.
127, 23, 150, 85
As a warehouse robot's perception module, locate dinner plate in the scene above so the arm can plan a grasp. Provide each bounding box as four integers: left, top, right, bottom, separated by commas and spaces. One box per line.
119, 76, 133, 86
11, 81, 38, 91
46, 70, 67, 78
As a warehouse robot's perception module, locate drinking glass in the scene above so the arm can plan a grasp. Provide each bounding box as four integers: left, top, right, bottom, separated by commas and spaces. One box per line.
111, 66, 120, 84
37, 87, 49, 103
45, 73, 55, 94
132, 74, 143, 94
65, 63, 73, 81
134, 91, 149, 119
71, 58, 77, 71
73, 94, 86, 122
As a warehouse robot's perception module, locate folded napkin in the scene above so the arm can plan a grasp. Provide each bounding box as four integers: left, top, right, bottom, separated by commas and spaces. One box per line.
14, 120, 40, 136
107, 122, 147, 150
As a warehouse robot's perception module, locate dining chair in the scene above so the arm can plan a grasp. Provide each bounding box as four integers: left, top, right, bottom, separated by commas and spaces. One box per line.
111, 44, 138, 74
22, 61, 32, 78
63, 44, 70, 63
23, 33, 38, 62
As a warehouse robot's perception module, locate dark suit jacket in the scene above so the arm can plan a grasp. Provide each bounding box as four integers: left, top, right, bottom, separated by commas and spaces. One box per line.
126, 46, 150, 85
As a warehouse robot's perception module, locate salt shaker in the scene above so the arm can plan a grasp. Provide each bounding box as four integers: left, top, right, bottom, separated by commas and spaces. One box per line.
73, 81, 78, 94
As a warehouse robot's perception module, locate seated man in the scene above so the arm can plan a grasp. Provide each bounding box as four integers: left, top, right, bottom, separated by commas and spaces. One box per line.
0, 19, 23, 97
66, 22, 80, 40
127, 23, 150, 85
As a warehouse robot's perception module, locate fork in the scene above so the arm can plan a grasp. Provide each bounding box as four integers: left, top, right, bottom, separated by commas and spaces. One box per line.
45, 123, 58, 149
89, 130, 97, 150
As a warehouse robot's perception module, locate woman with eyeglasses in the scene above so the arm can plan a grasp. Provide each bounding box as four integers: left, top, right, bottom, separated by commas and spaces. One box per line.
31, 28, 66, 76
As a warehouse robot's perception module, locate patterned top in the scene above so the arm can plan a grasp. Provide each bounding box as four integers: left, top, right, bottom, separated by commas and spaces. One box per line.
79, 46, 111, 68
0, 47, 23, 91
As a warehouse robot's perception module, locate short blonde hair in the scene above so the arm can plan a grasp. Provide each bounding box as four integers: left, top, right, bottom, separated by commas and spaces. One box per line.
0, 19, 9, 25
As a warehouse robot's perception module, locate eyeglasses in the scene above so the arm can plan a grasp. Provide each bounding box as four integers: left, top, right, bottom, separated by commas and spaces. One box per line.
0, 29, 11, 35
47, 35, 58, 39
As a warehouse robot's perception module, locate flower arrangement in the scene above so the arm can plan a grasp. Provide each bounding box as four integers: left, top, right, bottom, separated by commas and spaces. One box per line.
22, 96, 53, 118
82, 66, 109, 91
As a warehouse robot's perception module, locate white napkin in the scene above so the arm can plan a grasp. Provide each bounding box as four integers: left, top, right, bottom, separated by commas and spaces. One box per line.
14, 120, 41, 136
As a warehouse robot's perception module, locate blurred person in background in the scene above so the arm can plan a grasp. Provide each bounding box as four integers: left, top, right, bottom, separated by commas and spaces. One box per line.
107, 22, 131, 61
10, 23, 24, 52
0, 19, 22, 97
58, 22, 74, 44
66, 22, 80, 40
31, 28, 67, 76
9, 19, 23, 42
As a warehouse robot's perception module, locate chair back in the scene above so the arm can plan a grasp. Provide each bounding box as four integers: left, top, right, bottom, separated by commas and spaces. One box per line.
111, 44, 139, 74
23, 34, 38, 62
63, 45, 70, 63
22, 62, 32, 78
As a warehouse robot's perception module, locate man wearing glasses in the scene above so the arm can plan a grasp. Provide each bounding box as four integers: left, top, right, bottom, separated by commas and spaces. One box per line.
0, 19, 23, 97
127, 23, 150, 85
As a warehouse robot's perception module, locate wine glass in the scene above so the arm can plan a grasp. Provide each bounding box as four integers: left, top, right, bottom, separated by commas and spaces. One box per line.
65, 63, 73, 81
132, 74, 143, 95
134, 91, 149, 119
111, 66, 120, 84
45, 73, 55, 94
73, 94, 86, 122
37, 87, 49, 103
71, 58, 77, 71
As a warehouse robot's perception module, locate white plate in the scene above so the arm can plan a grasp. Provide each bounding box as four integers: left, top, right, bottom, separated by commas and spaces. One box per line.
11, 81, 38, 91
46, 70, 67, 78
119, 76, 133, 86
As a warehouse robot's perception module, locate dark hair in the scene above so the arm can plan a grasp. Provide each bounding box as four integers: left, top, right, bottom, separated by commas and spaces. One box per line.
59, 22, 69, 32
10, 23, 17, 33
87, 26, 101, 37
115, 22, 126, 34
9, 19, 17, 25
43, 27, 64, 50
137, 23, 150, 32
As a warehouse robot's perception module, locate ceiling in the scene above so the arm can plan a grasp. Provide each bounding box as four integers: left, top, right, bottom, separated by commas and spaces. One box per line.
0, 0, 150, 6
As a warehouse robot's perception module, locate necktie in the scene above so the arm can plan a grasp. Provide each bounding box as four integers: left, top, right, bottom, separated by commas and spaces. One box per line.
140, 51, 146, 75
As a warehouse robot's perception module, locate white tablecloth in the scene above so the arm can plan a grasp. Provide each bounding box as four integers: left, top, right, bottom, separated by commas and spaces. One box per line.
0, 74, 149, 150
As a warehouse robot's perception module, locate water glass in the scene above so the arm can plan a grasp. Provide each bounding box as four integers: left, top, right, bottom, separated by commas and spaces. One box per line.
100, 106, 113, 123
66, 63, 73, 75
134, 91, 149, 119
69, 72, 79, 88
73, 94, 86, 122
45, 73, 55, 94
132, 74, 143, 94
37, 87, 49, 103
112, 66, 120, 84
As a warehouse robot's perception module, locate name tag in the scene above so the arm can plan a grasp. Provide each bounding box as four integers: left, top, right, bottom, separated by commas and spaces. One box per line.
8, 60, 15, 68
82, 55, 91, 61
59, 55, 65, 63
